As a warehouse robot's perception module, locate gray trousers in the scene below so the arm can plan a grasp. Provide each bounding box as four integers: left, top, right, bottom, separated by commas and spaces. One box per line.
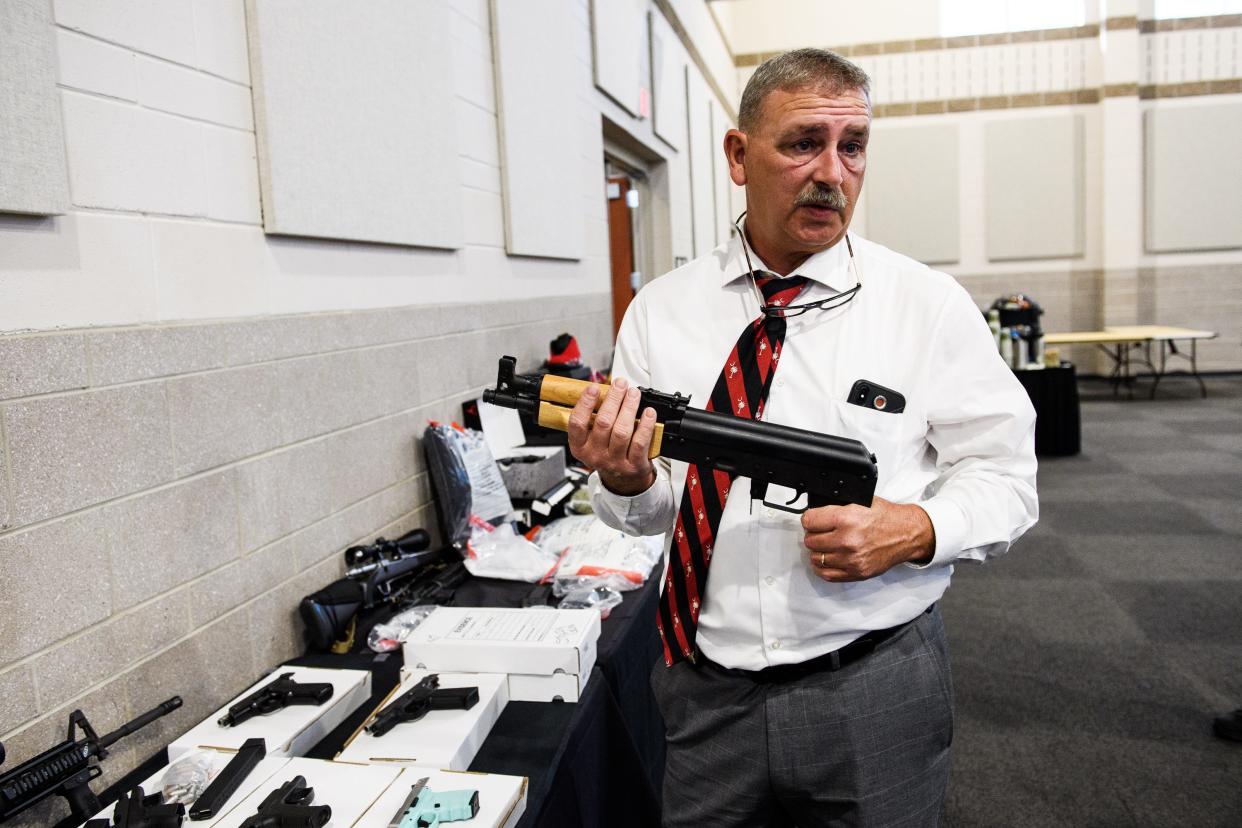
651, 606, 954, 828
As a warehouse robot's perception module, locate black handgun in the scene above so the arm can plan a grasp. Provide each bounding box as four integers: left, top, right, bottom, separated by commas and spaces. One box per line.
364, 675, 479, 739
238, 776, 329, 828
104, 786, 184, 828
0, 697, 182, 825
483, 356, 877, 513
217, 673, 333, 728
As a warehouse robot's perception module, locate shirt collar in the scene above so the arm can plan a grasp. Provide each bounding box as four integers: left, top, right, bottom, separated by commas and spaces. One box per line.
721, 220, 855, 293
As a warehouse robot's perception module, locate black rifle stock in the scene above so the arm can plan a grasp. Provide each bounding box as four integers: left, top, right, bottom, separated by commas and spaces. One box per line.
0, 697, 182, 825
238, 776, 329, 828
217, 673, 332, 728
364, 675, 479, 738
482, 356, 877, 513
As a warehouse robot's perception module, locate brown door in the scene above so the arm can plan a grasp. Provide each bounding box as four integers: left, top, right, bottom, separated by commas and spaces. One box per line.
606, 174, 635, 336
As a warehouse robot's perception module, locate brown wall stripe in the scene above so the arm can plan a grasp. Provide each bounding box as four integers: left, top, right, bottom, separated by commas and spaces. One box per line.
734, 14, 1242, 68
870, 81, 1240, 117
1139, 14, 1242, 33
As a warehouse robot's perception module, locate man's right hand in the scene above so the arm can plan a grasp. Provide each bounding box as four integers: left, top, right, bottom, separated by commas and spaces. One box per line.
567, 376, 659, 496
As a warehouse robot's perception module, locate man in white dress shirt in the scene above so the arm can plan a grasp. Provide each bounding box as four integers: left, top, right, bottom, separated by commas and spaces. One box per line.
568, 49, 1038, 827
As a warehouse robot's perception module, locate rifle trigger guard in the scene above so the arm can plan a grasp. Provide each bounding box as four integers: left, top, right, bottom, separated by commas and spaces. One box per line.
760, 495, 809, 515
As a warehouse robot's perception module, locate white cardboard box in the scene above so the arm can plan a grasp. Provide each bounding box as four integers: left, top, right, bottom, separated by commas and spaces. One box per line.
404, 608, 600, 702
169, 666, 371, 761
336, 670, 508, 770
506, 638, 596, 702
80, 751, 291, 827
354, 767, 527, 828
210, 757, 400, 828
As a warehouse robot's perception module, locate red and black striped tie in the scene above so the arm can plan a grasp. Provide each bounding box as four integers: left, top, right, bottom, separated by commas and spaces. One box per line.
657, 274, 809, 666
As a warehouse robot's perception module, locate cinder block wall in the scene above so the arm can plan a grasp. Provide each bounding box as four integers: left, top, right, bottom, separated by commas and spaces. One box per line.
0, 294, 611, 826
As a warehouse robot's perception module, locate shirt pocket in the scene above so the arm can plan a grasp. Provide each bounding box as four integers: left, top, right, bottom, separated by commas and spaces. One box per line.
828, 398, 906, 497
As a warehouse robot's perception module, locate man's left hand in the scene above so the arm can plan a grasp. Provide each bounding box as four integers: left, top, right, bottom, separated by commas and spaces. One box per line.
802, 498, 935, 581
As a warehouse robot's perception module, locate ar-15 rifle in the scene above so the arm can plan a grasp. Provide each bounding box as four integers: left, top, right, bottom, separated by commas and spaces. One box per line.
299, 541, 468, 655
238, 776, 330, 828
82, 786, 184, 828
0, 697, 182, 825
388, 777, 479, 827
364, 675, 479, 738
217, 673, 333, 728
482, 356, 878, 513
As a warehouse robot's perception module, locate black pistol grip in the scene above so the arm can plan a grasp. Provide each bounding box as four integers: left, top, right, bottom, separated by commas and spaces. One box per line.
429, 686, 480, 712
302, 682, 334, 705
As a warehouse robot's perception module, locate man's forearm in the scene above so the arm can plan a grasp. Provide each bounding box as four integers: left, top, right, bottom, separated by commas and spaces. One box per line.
588, 464, 677, 537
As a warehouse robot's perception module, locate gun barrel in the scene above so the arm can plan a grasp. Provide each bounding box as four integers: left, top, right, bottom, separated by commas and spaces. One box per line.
97, 697, 182, 750
484, 355, 615, 412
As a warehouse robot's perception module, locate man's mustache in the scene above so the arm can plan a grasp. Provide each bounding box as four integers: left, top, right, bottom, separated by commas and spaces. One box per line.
794, 184, 848, 211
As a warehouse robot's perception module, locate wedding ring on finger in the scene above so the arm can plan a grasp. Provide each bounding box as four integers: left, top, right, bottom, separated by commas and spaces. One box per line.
818, 552, 827, 568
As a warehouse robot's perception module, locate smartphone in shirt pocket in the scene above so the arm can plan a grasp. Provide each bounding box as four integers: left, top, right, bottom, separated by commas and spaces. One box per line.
834, 379, 908, 495
847, 379, 906, 414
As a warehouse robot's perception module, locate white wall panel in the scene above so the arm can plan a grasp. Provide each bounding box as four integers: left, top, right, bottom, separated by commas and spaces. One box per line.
865, 123, 960, 266
650, 11, 687, 150
686, 69, 716, 257
0, 0, 70, 215
711, 102, 733, 245
1146, 102, 1242, 252
246, 0, 462, 248
492, 0, 584, 259
591, 0, 646, 115
984, 113, 1085, 261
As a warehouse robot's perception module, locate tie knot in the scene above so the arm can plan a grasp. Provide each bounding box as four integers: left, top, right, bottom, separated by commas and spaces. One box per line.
754, 274, 808, 309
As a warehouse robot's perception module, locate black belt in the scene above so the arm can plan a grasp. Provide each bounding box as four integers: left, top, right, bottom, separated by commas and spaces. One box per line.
696, 604, 933, 684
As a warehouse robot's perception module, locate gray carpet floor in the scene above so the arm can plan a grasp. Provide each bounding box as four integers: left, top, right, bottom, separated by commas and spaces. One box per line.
940, 374, 1242, 827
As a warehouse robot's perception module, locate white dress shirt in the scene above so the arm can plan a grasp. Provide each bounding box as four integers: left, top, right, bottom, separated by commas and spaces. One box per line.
588, 230, 1038, 671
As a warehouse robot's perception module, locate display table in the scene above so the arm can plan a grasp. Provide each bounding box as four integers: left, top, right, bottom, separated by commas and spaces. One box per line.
97, 575, 665, 828
1044, 325, 1217, 398
292, 574, 664, 827
1013, 363, 1080, 456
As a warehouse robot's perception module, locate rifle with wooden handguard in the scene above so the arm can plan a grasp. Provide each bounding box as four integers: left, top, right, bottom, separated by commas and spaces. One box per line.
482, 355, 877, 514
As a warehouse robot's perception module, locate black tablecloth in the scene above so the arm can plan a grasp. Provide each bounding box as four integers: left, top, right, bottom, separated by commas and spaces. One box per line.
1014, 363, 1081, 456
96, 573, 665, 828
294, 574, 666, 827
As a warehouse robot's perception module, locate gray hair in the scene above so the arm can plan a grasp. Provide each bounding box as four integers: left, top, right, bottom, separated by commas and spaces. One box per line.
738, 48, 871, 132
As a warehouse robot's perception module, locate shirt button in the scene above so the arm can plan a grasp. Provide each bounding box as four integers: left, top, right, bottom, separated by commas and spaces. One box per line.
770, 640, 781, 650
765, 576, 775, 586
764, 508, 775, 519
777, 378, 785, 387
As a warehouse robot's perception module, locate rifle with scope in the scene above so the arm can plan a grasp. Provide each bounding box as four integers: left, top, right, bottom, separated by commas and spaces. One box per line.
299, 529, 467, 654
482, 355, 878, 513
343, 528, 438, 609
0, 696, 182, 825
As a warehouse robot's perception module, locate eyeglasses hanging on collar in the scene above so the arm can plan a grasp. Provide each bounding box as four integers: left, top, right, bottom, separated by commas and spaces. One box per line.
733, 211, 863, 319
